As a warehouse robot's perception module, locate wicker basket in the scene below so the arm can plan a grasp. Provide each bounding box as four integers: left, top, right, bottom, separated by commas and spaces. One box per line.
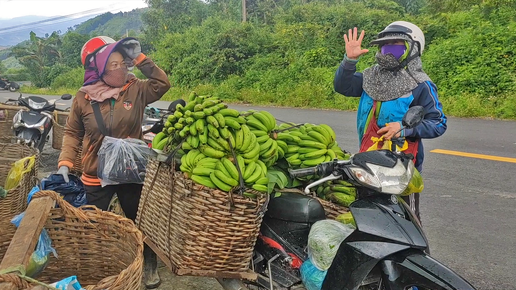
136, 159, 268, 278
0, 143, 39, 220
0, 190, 144, 290
278, 188, 349, 220
52, 111, 69, 150
0, 104, 27, 143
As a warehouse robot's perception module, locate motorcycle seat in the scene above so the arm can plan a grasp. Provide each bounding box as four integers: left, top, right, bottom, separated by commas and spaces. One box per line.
266, 192, 325, 223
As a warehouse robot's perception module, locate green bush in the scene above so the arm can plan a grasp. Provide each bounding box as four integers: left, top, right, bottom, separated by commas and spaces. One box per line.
51, 67, 84, 89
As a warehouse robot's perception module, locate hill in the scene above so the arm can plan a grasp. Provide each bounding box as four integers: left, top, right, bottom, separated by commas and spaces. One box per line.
74, 9, 146, 38
0, 14, 100, 46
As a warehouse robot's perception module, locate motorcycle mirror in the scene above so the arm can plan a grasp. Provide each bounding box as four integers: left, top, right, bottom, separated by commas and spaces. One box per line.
168, 99, 186, 112
61, 94, 72, 100
402, 106, 425, 129
150, 121, 165, 134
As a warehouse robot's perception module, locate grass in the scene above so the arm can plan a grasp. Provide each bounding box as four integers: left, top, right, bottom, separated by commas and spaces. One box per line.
20, 84, 516, 120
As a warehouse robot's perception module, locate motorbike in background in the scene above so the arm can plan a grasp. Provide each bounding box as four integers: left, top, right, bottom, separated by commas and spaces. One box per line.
142, 99, 186, 147
218, 106, 476, 290
0, 77, 19, 92
8, 93, 72, 152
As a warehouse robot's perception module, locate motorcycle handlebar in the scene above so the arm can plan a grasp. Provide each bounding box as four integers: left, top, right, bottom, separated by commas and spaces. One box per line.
289, 167, 317, 178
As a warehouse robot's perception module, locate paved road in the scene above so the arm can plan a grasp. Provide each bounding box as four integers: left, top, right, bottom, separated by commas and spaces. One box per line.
1, 91, 515, 289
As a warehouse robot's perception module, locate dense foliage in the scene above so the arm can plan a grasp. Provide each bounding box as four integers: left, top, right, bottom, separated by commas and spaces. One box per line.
8, 0, 516, 118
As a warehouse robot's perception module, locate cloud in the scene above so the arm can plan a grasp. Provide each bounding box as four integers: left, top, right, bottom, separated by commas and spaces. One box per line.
0, 0, 148, 20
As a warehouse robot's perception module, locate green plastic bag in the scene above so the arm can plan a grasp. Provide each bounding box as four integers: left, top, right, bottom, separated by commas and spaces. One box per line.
4, 156, 35, 190
401, 168, 424, 196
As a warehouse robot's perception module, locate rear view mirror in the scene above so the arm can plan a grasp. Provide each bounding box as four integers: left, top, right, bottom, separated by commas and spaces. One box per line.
61, 94, 72, 100
402, 106, 424, 129
168, 99, 186, 113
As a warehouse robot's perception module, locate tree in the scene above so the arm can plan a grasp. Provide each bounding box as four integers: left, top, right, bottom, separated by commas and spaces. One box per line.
0, 61, 6, 75
61, 32, 90, 67
11, 31, 63, 87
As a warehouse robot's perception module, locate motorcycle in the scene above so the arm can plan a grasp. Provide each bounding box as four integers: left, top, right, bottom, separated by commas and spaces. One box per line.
218, 106, 476, 290
142, 99, 186, 147
0, 77, 20, 92
9, 93, 72, 152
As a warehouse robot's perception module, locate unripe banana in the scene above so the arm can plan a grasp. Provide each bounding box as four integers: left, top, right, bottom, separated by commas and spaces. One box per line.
302, 155, 326, 166
219, 108, 240, 118
210, 172, 232, 192
191, 175, 216, 189
245, 165, 262, 184
214, 170, 238, 187
308, 131, 329, 146
222, 158, 239, 180
298, 140, 327, 149
243, 162, 257, 180
225, 117, 242, 130
214, 113, 226, 128
199, 145, 225, 158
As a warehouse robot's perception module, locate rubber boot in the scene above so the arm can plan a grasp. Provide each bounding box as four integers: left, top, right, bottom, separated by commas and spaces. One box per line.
143, 245, 161, 289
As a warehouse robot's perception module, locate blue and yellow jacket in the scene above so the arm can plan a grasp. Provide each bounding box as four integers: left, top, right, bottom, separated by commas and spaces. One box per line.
334, 59, 447, 172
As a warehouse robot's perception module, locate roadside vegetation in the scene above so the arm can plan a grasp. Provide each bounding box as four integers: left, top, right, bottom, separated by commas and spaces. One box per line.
4, 0, 516, 119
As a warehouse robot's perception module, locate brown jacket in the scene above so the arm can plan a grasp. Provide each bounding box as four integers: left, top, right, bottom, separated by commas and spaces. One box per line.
58, 54, 171, 186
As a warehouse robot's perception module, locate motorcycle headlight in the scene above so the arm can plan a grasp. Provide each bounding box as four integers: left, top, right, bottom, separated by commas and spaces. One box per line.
28, 99, 46, 110
350, 159, 414, 195
142, 125, 153, 131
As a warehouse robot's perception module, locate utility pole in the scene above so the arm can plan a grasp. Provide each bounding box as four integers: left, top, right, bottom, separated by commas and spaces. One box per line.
242, 0, 247, 22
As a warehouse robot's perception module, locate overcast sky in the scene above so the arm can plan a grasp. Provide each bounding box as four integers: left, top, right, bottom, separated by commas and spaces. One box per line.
0, 0, 148, 20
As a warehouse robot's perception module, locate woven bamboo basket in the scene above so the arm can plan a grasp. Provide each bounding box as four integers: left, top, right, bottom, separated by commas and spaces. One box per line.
136, 159, 268, 278
51, 111, 69, 150
278, 188, 349, 220
0, 104, 27, 143
0, 190, 144, 290
0, 143, 39, 220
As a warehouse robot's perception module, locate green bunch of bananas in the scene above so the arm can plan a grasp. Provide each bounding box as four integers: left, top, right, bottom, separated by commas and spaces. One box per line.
274, 123, 350, 169
153, 92, 273, 194
314, 179, 357, 208
239, 110, 282, 168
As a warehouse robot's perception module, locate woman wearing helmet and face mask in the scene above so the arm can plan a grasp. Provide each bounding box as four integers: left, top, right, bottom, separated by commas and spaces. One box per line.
333, 21, 447, 222
56, 36, 171, 289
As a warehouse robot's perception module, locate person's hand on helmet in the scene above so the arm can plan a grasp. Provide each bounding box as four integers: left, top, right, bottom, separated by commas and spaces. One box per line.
344, 27, 369, 60
121, 39, 142, 60
57, 166, 70, 183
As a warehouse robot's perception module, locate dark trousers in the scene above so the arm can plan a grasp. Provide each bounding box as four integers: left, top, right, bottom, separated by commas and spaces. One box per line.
84, 183, 143, 221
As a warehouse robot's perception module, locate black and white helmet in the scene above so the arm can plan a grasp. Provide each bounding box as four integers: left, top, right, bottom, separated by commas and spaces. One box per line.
370, 21, 426, 55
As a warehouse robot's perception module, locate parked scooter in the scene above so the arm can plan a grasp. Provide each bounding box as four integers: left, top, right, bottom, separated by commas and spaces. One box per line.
0, 77, 19, 92
218, 106, 476, 290
142, 99, 186, 147
9, 93, 72, 152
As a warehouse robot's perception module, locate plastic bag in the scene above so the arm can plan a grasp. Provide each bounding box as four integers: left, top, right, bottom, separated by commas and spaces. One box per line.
401, 168, 424, 196
11, 213, 58, 278
300, 259, 327, 290
49, 276, 85, 290
308, 220, 355, 271
4, 156, 36, 190
97, 136, 156, 187
366, 136, 408, 152
41, 174, 87, 208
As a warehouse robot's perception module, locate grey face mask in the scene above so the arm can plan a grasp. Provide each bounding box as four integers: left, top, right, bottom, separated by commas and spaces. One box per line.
362, 41, 431, 102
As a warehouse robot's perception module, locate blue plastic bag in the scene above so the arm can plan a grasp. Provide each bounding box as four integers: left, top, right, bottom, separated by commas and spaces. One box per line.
40, 174, 87, 208
49, 276, 85, 290
300, 259, 328, 290
11, 213, 58, 278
